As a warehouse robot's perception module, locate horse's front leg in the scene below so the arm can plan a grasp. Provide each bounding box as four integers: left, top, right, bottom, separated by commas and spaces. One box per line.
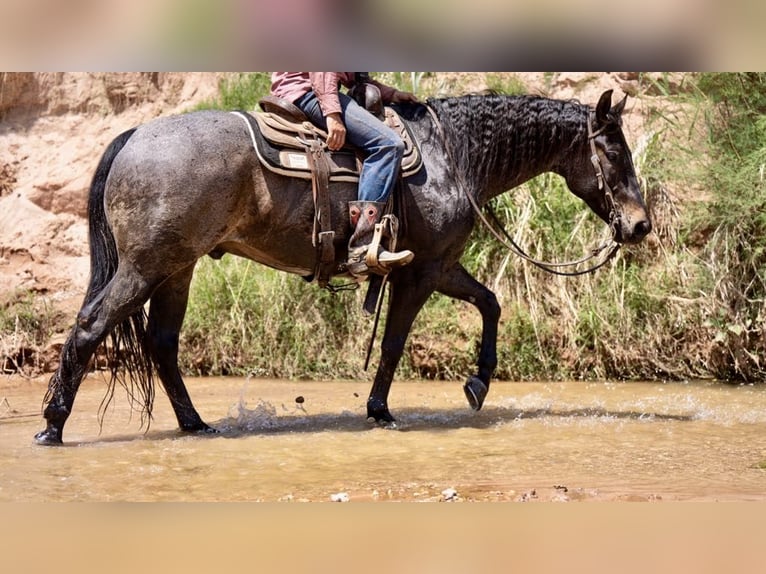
367, 269, 437, 423
436, 263, 500, 411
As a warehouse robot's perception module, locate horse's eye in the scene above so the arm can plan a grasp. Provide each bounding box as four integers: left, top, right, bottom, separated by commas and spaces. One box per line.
605, 151, 619, 162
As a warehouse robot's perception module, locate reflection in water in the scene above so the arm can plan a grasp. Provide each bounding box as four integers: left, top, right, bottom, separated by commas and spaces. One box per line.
1, 376, 765, 501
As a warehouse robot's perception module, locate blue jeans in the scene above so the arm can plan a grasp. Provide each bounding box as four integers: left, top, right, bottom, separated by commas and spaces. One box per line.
295, 91, 404, 203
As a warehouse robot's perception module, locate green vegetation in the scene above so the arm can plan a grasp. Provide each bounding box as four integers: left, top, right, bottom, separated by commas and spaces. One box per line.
689, 73, 766, 379
191, 72, 272, 111
3, 73, 765, 383
181, 257, 368, 378
0, 291, 60, 374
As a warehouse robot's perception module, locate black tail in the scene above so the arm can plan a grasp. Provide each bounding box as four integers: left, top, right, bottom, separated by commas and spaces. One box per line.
84, 128, 157, 425
86, 128, 137, 298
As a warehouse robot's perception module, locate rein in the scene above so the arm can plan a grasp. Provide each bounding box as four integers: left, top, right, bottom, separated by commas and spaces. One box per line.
426, 104, 621, 277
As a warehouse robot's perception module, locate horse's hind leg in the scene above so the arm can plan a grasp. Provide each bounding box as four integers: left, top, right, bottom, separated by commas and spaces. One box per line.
35, 269, 155, 445
34, 327, 102, 445
146, 264, 214, 434
436, 263, 500, 411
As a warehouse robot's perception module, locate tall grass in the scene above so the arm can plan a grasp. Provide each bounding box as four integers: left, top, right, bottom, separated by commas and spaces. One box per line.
0, 291, 61, 375
180, 256, 373, 378
191, 72, 271, 111
686, 73, 766, 379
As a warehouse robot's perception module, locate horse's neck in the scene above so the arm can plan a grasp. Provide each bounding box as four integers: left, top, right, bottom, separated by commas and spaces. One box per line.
439, 96, 588, 205
482, 160, 553, 203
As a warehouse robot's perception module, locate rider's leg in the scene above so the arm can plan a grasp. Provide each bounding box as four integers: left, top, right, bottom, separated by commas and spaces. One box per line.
296, 92, 413, 276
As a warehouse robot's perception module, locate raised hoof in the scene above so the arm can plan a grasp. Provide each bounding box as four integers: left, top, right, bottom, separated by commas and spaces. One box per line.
464, 376, 488, 411
34, 427, 63, 446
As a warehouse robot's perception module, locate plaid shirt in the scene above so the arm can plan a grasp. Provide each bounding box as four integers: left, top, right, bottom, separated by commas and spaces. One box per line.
270, 72, 396, 117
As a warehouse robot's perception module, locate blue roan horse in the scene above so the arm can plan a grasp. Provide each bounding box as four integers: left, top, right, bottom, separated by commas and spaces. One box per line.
35, 89, 651, 444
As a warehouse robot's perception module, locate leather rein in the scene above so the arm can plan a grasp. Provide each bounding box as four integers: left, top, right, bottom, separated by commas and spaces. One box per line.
427, 104, 621, 277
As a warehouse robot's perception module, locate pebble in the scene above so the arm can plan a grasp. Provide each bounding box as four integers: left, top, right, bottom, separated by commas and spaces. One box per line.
441, 487, 459, 501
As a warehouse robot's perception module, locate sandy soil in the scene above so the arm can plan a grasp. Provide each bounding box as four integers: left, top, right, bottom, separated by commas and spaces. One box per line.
0, 73, 224, 312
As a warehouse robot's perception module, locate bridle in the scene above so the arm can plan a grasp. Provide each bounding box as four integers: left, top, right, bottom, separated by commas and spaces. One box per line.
587, 111, 624, 243
428, 104, 622, 277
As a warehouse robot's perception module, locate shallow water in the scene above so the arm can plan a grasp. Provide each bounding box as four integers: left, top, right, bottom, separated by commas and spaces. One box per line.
1, 375, 765, 501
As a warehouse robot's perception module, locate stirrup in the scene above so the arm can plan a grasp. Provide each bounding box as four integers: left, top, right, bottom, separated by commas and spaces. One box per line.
347, 246, 413, 278
365, 222, 413, 274
377, 249, 414, 266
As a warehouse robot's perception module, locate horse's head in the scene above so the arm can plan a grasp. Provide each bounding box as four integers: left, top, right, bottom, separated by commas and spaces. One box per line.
566, 90, 652, 245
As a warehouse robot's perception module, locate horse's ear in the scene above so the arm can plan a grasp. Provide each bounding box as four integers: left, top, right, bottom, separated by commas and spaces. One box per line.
611, 93, 628, 117
596, 89, 614, 125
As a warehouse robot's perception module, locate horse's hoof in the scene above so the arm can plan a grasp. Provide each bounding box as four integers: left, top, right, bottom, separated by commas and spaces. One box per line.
367, 398, 395, 424
180, 421, 218, 434
367, 411, 396, 424
367, 416, 398, 430
464, 376, 488, 411
34, 428, 63, 446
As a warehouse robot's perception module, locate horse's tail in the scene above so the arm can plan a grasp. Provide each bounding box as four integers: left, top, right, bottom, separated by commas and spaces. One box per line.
84, 127, 157, 425
86, 128, 136, 299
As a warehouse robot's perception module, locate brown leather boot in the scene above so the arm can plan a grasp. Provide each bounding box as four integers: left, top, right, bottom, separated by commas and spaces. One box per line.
347, 201, 413, 277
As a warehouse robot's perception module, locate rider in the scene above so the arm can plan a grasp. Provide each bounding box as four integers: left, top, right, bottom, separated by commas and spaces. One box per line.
270, 72, 418, 277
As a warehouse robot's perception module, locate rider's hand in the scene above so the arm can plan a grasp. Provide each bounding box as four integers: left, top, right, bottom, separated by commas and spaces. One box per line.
326, 113, 346, 151
391, 90, 419, 104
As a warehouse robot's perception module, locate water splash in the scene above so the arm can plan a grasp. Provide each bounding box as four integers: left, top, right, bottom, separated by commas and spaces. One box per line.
216, 379, 364, 434
229, 396, 280, 432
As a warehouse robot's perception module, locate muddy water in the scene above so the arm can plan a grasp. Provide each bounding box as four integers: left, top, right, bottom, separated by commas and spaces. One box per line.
1, 375, 765, 501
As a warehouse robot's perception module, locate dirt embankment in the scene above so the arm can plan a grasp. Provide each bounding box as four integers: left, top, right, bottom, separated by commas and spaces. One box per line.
0, 72, 676, 374
0, 73, 223, 309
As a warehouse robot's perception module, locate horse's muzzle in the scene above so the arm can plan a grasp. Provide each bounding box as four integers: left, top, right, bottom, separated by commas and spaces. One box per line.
616, 217, 652, 245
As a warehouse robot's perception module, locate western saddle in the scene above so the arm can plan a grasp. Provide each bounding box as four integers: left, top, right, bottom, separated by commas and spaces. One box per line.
231, 90, 422, 290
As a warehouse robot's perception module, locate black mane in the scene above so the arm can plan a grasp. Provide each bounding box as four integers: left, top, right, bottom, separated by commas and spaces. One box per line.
426, 94, 590, 195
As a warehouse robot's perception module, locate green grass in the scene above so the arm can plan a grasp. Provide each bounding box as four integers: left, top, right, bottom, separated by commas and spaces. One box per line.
191, 72, 272, 112
180, 255, 384, 379
0, 291, 63, 374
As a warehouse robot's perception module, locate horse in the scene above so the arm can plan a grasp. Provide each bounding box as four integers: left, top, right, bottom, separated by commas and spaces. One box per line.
34, 89, 651, 445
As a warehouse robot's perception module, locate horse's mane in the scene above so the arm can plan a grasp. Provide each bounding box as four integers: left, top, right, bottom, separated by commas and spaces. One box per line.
425, 93, 590, 192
